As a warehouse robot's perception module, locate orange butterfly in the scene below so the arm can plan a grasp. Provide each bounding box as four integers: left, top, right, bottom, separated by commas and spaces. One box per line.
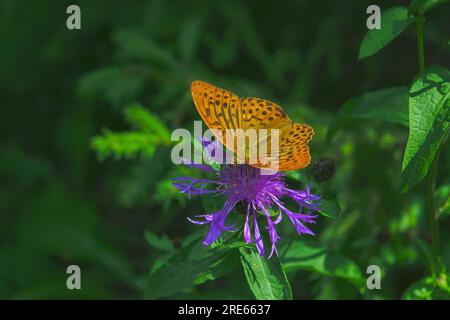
191, 80, 314, 171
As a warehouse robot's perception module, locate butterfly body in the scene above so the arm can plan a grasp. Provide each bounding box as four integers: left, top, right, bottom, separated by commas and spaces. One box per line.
191, 80, 313, 171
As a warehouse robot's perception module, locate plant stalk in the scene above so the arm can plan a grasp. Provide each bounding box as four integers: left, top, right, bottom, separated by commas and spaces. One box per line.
427, 149, 440, 258
416, 11, 425, 73
416, 9, 440, 266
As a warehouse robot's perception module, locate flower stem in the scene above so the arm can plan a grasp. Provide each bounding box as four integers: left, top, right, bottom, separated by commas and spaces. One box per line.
416, 10, 440, 267
416, 11, 425, 73
427, 148, 440, 259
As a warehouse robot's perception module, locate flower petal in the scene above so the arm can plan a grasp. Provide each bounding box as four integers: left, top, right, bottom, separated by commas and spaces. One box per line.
253, 210, 264, 256
202, 200, 237, 245
262, 207, 280, 258
172, 177, 218, 196
274, 198, 316, 236
186, 214, 213, 225
244, 203, 252, 243
284, 188, 321, 211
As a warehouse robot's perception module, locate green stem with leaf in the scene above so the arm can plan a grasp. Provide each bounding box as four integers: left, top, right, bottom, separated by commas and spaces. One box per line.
416, 9, 441, 268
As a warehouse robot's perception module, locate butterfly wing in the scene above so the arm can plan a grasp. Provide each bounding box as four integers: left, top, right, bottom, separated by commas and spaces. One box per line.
191, 80, 240, 135
238, 97, 313, 170
191, 80, 314, 171
276, 123, 314, 170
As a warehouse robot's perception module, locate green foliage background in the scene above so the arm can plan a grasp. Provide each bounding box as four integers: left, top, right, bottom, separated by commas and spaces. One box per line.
0, 0, 449, 299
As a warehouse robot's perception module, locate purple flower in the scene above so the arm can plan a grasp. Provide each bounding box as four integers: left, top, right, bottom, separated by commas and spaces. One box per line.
172, 144, 320, 258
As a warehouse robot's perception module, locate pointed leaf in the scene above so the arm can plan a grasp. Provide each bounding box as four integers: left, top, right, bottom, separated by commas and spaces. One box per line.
239, 247, 293, 300
124, 104, 171, 140
401, 66, 450, 191
282, 241, 364, 290
359, 6, 414, 60
144, 238, 239, 299
327, 86, 409, 141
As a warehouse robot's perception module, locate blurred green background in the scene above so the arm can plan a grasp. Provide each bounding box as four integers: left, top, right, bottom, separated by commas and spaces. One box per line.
0, 0, 449, 299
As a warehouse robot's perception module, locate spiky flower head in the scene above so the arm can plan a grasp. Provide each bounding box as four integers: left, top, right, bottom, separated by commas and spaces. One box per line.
173, 142, 320, 258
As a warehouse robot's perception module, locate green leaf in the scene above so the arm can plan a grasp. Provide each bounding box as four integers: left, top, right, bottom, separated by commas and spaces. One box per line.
144, 231, 175, 253
239, 247, 293, 300
282, 241, 364, 290
358, 6, 414, 60
402, 275, 450, 300
91, 104, 172, 161
318, 197, 341, 219
401, 66, 450, 192
144, 238, 239, 299
91, 129, 157, 160
327, 87, 409, 141
124, 104, 171, 140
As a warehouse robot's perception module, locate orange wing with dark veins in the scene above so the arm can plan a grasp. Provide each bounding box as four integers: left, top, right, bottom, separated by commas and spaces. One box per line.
191, 80, 314, 171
